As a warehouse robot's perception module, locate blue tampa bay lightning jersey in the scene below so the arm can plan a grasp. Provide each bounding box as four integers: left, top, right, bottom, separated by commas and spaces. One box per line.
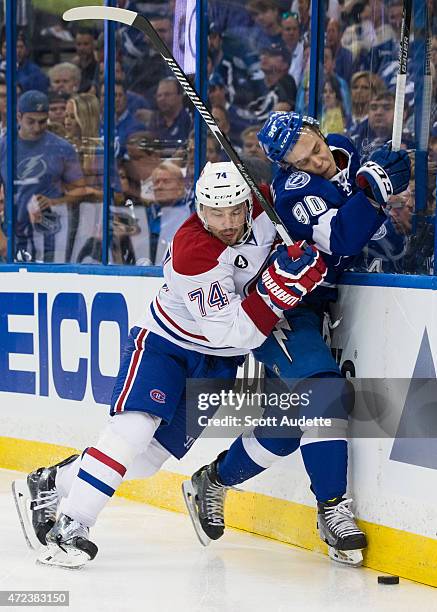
271, 133, 386, 304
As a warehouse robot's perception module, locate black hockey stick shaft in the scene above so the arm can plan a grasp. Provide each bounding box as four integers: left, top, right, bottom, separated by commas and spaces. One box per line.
63, 6, 296, 246
392, 0, 412, 151
418, 3, 432, 151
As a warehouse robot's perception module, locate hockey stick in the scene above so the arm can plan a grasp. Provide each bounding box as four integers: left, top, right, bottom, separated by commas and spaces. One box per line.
63, 6, 296, 247
418, 6, 432, 152
391, 0, 412, 151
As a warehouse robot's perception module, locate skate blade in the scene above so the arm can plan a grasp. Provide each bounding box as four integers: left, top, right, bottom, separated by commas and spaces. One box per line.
11, 480, 42, 551
328, 546, 363, 567
36, 544, 89, 570
181, 480, 211, 547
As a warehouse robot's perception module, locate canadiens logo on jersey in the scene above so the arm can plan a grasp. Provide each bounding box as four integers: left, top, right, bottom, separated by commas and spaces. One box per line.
150, 389, 166, 404
285, 171, 311, 190
234, 254, 248, 269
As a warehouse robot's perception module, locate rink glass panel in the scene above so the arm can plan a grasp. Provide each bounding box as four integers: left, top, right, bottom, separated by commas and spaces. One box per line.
330, 0, 436, 275
110, 2, 194, 266
0, 0, 436, 274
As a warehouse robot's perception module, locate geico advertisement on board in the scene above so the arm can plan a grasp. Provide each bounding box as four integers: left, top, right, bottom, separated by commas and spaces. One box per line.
0, 272, 162, 405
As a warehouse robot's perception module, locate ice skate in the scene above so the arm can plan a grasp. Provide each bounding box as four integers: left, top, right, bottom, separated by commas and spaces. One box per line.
317, 497, 367, 566
12, 454, 79, 549
182, 453, 229, 546
38, 513, 98, 569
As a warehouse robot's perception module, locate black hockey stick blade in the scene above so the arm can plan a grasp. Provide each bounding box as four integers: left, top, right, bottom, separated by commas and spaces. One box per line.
392, 0, 412, 151
63, 5, 296, 246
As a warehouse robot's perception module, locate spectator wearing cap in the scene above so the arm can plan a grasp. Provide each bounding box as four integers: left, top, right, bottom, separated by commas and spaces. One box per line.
148, 77, 192, 145
280, 11, 304, 88
206, 73, 250, 146
48, 62, 81, 96
1, 30, 49, 93
71, 27, 98, 93
207, 20, 264, 106
48, 90, 70, 130
247, 0, 283, 53
326, 19, 354, 84
0, 90, 86, 262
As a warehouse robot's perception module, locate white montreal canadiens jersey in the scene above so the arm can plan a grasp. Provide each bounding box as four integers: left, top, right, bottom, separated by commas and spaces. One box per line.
139, 198, 278, 356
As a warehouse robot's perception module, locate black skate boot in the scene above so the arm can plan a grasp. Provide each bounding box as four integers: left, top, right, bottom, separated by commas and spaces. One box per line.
38, 513, 98, 569
12, 454, 79, 549
317, 497, 367, 566
182, 452, 229, 546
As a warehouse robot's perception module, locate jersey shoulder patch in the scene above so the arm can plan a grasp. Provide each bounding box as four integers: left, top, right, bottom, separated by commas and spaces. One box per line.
172, 214, 226, 276
284, 171, 311, 190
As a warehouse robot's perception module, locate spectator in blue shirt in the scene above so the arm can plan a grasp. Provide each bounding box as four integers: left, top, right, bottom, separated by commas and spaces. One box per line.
99, 80, 146, 159
247, 0, 283, 53
148, 77, 192, 145
326, 19, 354, 84
1, 30, 49, 93
0, 90, 85, 262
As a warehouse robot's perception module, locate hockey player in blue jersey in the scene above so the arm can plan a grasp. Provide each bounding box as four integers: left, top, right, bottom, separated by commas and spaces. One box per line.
183, 111, 411, 566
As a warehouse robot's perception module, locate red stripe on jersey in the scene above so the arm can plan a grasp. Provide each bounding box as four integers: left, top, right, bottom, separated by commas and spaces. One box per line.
252, 183, 273, 220
242, 290, 279, 337
86, 447, 127, 477
155, 298, 210, 342
114, 328, 148, 413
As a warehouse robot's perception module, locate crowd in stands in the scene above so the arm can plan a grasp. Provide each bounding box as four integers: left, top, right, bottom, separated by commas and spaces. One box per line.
0, 0, 435, 274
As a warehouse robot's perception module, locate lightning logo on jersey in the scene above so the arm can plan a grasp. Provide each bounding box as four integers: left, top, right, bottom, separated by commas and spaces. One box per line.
272, 319, 293, 363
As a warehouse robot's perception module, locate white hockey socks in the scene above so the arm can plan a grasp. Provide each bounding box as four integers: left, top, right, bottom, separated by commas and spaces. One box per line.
55, 456, 81, 498
59, 412, 161, 527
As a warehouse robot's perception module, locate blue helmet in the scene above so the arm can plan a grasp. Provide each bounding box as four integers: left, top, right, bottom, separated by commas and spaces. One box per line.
257, 112, 320, 164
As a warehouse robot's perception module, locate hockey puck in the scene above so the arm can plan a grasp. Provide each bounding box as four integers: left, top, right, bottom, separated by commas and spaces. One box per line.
378, 575, 399, 585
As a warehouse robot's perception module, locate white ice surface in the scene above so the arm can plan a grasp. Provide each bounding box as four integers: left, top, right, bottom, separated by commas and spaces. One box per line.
1, 470, 435, 612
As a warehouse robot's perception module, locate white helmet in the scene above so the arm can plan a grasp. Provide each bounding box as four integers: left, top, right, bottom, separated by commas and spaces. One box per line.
195, 161, 253, 243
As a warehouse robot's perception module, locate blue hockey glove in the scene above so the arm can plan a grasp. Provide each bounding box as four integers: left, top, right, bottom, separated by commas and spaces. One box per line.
356, 145, 411, 206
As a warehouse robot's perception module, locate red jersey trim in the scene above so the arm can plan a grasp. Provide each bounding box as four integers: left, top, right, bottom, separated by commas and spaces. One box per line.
172, 214, 226, 276
252, 183, 272, 220
155, 297, 210, 342
241, 290, 279, 337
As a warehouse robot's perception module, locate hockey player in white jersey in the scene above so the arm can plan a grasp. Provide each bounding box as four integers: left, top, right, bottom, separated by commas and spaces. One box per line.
12, 161, 326, 568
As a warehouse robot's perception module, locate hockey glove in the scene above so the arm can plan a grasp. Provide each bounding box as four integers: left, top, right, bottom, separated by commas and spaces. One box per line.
356, 145, 411, 206
257, 242, 327, 315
